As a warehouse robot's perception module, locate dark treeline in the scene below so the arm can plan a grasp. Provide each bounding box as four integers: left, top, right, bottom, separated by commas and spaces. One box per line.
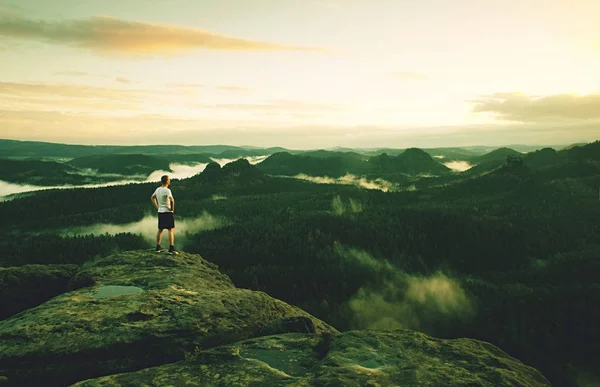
0, 233, 146, 267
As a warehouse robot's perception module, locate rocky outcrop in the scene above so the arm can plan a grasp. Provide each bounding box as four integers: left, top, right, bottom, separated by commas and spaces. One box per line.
0, 251, 336, 387
0, 264, 81, 320
0, 250, 551, 387
74, 330, 551, 386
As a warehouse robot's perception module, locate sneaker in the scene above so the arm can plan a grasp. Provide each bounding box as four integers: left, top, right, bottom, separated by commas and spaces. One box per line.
168, 246, 179, 255
155, 245, 164, 252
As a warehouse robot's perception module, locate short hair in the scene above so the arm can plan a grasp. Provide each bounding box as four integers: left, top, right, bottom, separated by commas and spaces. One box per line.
161, 175, 169, 185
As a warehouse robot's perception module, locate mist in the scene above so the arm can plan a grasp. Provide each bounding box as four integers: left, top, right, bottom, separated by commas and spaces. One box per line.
210, 155, 270, 166
332, 195, 363, 215
145, 163, 207, 182
0, 180, 55, 199
58, 211, 229, 246
334, 243, 474, 333
0, 163, 208, 201
0, 178, 143, 201
294, 173, 395, 192
444, 161, 473, 172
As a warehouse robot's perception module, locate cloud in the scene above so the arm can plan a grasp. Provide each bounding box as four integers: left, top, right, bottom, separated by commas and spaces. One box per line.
332, 195, 363, 215
444, 161, 473, 172
115, 77, 134, 84
472, 92, 600, 122
209, 155, 270, 167
0, 180, 56, 200
293, 173, 395, 192
2, 108, 599, 148
0, 81, 185, 113
0, 163, 208, 200
0, 15, 328, 54
0, 178, 144, 201
392, 72, 427, 81
334, 243, 474, 332
145, 163, 207, 182
58, 212, 229, 245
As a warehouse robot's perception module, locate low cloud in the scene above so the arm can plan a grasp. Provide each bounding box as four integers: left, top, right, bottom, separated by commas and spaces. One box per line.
0, 180, 55, 200
58, 211, 229, 245
294, 173, 395, 192
332, 195, 363, 215
472, 92, 600, 122
0, 163, 207, 200
0, 178, 145, 201
145, 163, 207, 182
3, 108, 598, 148
210, 156, 270, 166
444, 160, 472, 172
0, 81, 168, 112
0, 15, 327, 54
335, 243, 474, 332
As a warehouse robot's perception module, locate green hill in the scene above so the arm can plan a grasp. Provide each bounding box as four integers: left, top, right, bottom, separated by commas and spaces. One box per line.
258, 148, 448, 179
158, 153, 213, 165
0, 158, 87, 185
470, 147, 522, 164
257, 151, 369, 177
67, 154, 172, 175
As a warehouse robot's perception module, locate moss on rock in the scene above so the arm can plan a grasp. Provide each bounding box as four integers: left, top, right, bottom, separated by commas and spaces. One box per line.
74, 330, 551, 387
0, 251, 336, 386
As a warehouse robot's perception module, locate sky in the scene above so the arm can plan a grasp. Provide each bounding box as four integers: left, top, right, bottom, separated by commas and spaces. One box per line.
1, 0, 599, 148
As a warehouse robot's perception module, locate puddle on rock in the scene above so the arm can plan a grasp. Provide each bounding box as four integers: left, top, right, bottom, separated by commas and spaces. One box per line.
93, 285, 144, 299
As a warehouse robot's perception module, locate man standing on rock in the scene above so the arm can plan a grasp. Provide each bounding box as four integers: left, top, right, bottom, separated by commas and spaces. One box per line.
151, 175, 179, 254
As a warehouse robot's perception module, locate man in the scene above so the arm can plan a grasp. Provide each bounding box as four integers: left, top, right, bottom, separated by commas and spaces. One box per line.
151, 175, 178, 254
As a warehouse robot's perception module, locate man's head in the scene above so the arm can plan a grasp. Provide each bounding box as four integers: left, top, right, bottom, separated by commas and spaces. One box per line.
161, 175, 170, 186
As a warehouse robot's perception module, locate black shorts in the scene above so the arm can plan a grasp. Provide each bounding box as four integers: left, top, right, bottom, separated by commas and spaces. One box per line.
158, 212, 175, 230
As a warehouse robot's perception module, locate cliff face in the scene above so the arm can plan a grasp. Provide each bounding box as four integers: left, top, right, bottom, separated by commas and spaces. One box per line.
0, 251, 551, 386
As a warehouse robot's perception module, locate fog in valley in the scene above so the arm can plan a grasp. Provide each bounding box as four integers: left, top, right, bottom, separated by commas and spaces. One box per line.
293, 173, 396, 192
58, 211, 229, 246
334, 243, 473, 332
0, 162, 209, 200
210, 155, 270, 166
444, 161, 473, 172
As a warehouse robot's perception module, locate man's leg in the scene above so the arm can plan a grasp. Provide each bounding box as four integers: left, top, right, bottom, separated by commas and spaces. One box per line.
157, 229, 163, 245
168, 228, 175, 246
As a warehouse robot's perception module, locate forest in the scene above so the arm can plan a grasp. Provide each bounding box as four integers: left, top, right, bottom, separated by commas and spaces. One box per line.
1, 141, 599, 386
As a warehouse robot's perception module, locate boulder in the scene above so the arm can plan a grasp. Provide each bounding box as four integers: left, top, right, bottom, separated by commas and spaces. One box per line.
0, 251, 336, 386
74, 329, 551, 386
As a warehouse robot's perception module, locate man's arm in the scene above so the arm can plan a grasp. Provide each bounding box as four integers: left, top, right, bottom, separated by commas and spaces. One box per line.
169, 196, 174, 212
151, 194, 159, 210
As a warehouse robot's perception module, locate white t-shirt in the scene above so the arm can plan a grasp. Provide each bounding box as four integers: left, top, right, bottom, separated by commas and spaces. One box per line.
152, 187, 174, 213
